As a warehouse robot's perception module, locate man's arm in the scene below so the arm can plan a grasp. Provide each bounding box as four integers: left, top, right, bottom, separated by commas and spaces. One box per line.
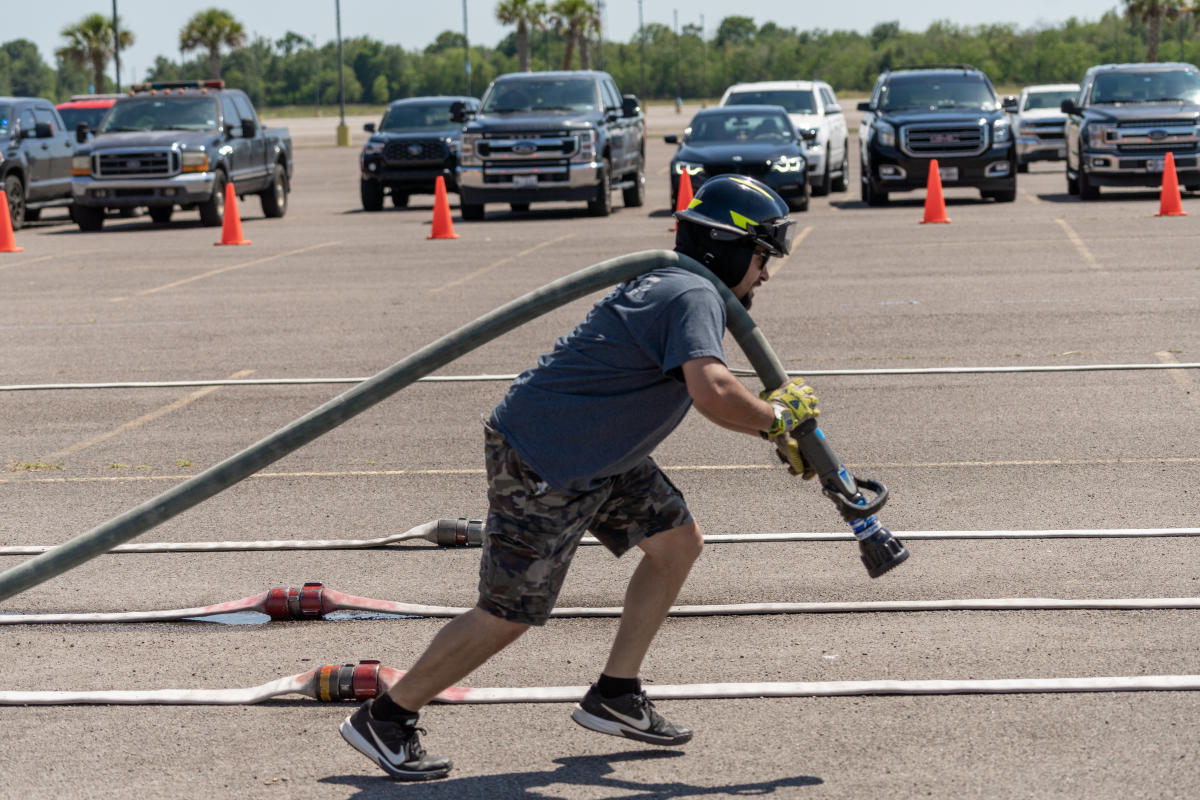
681, 356, 776, 436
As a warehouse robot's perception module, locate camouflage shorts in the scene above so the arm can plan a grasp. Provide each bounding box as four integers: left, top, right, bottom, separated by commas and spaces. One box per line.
477, 424, 692, 626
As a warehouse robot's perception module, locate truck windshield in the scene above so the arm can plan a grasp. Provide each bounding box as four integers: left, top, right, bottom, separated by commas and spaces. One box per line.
881, 76, 998, 111
0, 104, 12, 136
482, 79, 598, 113
688, 112, 794, 143
58, 105, 112, 131
1022, 90, 1078, 111
98, 97, 219, 132
380, 103, 455, 132
724, 90, 816, 114
1088, 69, 1200, 104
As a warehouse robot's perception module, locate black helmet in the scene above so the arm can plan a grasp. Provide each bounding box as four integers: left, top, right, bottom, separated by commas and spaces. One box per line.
674, 175, 796, 288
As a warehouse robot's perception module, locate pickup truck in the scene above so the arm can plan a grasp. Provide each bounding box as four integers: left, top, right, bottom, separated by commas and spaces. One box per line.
450, 70, 645, 219
1, 96, 75, 229
70, 80, 292, 230
1062, 62, 1200, 200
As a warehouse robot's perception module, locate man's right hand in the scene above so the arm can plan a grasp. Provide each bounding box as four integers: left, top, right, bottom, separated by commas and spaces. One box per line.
773, 433, 816, 479
760, 378, 819, 438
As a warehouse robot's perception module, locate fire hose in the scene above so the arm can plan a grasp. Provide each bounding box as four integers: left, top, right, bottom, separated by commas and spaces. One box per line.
2, 658, 1198, 706
0, 250, 902, 603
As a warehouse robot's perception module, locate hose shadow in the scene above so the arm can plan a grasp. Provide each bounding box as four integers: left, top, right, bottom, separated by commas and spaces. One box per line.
321, 749, 822, 799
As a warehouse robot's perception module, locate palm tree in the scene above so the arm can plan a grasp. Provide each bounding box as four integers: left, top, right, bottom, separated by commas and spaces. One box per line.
496, 0, 547, 72
549, 0, 601, 70
57, 13, 134, 94
179, 8, 246, 79
1124, 0, 1192, 61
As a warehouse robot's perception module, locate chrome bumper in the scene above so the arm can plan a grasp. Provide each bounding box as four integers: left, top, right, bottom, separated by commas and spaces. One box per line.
457, 160, 601, 191
72, 172, 217, 205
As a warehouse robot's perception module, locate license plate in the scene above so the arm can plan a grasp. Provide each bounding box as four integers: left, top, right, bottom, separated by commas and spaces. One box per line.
939, 166, 958, 182
513, 174, 537, 188
1146, 158, 1165, 173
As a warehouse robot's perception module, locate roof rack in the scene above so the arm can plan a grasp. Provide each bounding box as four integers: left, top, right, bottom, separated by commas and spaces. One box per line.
129, 80, 225, 93
886, 64, 978, 73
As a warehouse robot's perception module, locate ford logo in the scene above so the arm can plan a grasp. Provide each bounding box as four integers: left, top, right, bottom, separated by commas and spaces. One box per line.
126, 160, 140, 168
1149, 129, 1168, 140
407, 143, 423, 156
512, 141, 537, 155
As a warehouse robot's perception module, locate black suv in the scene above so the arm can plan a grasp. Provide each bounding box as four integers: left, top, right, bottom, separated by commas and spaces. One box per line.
857, 65, 1017, 205
1, 96, 75, 229
360, 95, 478, 211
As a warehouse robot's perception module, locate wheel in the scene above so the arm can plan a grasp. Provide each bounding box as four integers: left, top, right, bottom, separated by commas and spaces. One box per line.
1185, 185, 1200, 193
391, 191, 409, 209
788, 183, 809, 213
588, 158, 612, 217
4, 174, 25, 231
831, 142, 850, 192
622, 155, 646, 208
24, 208, 41, 222
509, 202, 530, 212
1017, 160, 1029, 174
860, 162, 888, 206
460, 199, 485, 221
983, 187, 1016, 202
74, 204, 105, 232
260, 163, 288, 218
1078, 168, 1099, 200
360, 178, 384, 211
149, 206, 173, 224
198, 171, 226, 226
812, 154, 832, 196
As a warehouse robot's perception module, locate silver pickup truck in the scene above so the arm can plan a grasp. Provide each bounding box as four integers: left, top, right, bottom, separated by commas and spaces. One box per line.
70, 80, 292, 230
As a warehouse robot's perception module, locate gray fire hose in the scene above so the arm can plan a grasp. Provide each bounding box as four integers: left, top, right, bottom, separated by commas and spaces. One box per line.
0, 250, 791, 603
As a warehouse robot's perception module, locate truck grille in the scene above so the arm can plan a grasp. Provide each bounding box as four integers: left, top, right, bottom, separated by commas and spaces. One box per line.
383, 139, 448, 162
95, 149, 178, 178
1028, 119, 1066, 141
1112, 119, 1198, 153
483, 159, 571, 184
901, 124, 987, 157
477, 132, 579, 161
704, 162, 771, 179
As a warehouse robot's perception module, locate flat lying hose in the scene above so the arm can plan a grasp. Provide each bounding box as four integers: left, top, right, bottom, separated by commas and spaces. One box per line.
3, 660, 1198, 705
3, 582, 1199, 624
0, 250, 771, 603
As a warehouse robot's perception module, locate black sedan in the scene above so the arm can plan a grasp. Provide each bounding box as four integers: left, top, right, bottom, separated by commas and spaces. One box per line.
665, 105, 809, 211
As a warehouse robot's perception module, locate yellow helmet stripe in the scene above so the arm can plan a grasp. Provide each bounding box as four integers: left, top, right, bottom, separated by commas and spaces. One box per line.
729, 175, 776, 200
729, 210, 757, 230
686, 197, 702, 210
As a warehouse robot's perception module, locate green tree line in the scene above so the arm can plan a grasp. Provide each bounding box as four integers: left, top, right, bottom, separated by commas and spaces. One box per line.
6, 9, 1200, 106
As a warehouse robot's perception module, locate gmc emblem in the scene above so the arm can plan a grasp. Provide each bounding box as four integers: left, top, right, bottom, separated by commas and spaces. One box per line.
929, 133, 958, 144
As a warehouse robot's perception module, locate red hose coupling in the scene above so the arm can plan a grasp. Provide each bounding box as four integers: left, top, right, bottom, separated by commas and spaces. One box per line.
264, 582, 326, 620
315, 659, 383, 701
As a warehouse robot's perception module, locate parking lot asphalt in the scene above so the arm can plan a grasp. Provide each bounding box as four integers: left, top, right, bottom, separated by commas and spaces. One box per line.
2, 103, 1199, 799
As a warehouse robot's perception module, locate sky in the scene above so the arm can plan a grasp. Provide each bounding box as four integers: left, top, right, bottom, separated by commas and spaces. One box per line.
20, 1, 1123, 85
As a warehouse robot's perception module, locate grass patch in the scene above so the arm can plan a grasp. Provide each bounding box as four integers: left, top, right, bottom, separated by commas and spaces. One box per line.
8, 461, 64, 471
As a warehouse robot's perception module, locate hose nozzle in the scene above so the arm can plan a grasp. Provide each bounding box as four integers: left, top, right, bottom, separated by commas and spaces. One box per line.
852, 518, 910, 578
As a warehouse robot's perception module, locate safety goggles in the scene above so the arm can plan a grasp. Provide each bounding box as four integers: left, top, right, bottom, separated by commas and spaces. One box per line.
746, 217, 797, 257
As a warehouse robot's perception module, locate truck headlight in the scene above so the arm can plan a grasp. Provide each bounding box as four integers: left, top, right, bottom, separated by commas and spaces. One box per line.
362, 139, 385, 156
460, 133, 481, 166
993, 119, 1011, 143
874, 121, 896, 148
181, 151, 209, 172
71, 155, 91, 176
574, 130, 597, 162
673, 161, 704, 176
1086, 124, 1114, 150
770, 155, 804, 173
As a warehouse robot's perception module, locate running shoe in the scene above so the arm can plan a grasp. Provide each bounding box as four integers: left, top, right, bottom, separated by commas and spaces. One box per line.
340, 700, 452, 781
571, 683, 693, 745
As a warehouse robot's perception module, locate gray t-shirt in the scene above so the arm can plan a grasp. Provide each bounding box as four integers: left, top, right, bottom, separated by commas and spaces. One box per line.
490, 267, 727, 494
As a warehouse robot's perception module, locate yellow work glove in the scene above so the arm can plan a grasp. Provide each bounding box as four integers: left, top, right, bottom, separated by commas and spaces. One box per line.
760, 377, 819, 439
772, 433, 817, 480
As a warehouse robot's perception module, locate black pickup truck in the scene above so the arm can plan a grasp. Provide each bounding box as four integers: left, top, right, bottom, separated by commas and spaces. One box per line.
450, 70, 645, 219
857, 65, 1017, 205
70, 80, 292, 230
1, 96, 75, 229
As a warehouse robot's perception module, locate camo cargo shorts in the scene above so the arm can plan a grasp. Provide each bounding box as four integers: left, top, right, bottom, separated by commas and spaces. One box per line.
478, 424, 692, 626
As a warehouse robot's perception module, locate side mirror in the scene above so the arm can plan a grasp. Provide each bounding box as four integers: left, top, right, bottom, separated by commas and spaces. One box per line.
241, 118, 257, 138
76, 122, 90, 144
664, 134, 679, 144
1061, 99, 1078, 114
1002, 95, 1019, 112
364, 122, 376, 133
449, 101, 466, 123
857, 101, 872, 112
826, 103, 842, 115
34, 121, 54, 138
622, 94, 641, 118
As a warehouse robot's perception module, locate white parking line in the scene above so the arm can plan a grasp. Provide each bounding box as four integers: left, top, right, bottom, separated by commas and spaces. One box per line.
430, 233, 575, 293
1054, 218, 1107, 274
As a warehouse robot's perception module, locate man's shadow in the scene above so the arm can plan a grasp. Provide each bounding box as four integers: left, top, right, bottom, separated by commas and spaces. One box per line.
321, 749, 822, 798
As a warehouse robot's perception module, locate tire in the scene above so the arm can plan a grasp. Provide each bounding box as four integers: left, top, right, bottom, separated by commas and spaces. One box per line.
1017, 160, 1029, 174
260, 163, 288, 218
24, 208, 41, 222
4, 174, 25, 231
860, 162, 888, 206
149, 206, 173, 224
1066, 166, 1079, 196
622, 155, 646, 208
789, 183, 810, 213
588, 158, 612, 217
509, 202, 530, 212
812, 154, 832, 196
198, 171, 226, 227
1078, 168, 1099, 200
831, 142, 850, 192
360, 178, 384, 211
391, 192, 409, 209
460, 198, 485, 220
983, 187, 1016, 202
74, 204, 105, 232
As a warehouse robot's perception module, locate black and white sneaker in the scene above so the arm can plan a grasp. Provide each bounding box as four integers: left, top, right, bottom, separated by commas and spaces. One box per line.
571, 683, 693, 745
339, 699, 452, 781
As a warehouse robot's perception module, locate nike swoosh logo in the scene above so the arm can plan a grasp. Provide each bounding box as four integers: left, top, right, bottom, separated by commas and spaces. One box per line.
600, 701, 651, 731
369, 725, 406, 764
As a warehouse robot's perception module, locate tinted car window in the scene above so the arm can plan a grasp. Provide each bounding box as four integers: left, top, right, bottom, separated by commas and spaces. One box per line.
725, 90, 816, 114
820, 87, 837, 106
58, 106, 111, 131
221, 96, 241, 131
689, 111, 793, 142
483, 78, 598, 112
100, 97, 219, 132
601, 80, 621, 110
1088, 69, 1200, 104
32, 106, 57, 133
18, 108, 35, 136
0, 103, 14, 135
881, 75, 997, 111
380, 103, 456, 131
1022, 90, 1078, 111
233, 94, 257, 124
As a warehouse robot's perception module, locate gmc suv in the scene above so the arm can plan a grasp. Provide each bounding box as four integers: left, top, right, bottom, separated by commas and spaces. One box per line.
450, 70, 644, 219
857, 65, 1017, 205
1062, 62, 1200, 200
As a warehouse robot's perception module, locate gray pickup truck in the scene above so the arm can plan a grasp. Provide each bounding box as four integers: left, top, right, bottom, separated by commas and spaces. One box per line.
1, 96, 75, 229
70, 80, 292, 230
451, 70, 645, 219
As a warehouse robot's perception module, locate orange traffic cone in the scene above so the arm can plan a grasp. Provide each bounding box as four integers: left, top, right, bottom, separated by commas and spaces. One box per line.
1157, 151, 1186, 217
920, 159, 950, 224
670, 171, 694, 232
427, 176, 458, 239
0, 190, 23, 253
215, 182, 251, 245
